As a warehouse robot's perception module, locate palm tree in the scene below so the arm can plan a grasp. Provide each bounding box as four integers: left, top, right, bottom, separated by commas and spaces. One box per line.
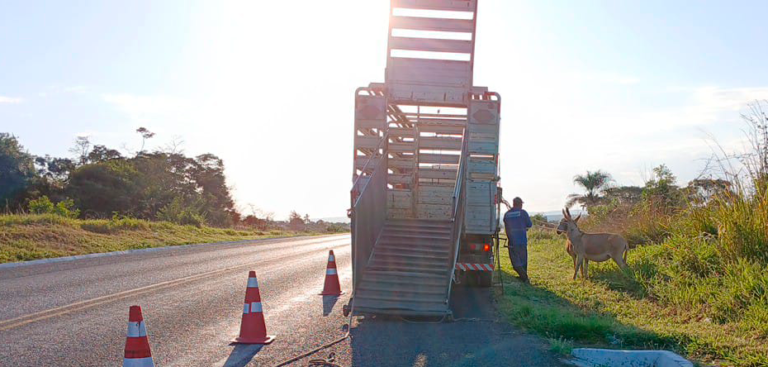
566, 170, 612, 209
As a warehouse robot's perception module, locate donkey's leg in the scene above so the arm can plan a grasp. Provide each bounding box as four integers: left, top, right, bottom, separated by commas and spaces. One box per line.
612, 251, 628, 269
572, 254, 577, 274
573, 255, 583, 280
583, 259, 589, 279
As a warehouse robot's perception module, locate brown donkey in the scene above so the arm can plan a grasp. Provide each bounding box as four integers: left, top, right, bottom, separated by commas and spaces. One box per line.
557, 208, 629, 280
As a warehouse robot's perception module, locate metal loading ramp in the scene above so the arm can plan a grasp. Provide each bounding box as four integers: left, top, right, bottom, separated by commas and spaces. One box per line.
353, 220, 453, 316
349, 0, 500, 317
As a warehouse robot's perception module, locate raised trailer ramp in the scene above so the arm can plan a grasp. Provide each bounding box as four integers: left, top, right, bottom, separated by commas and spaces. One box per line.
348, 0, 499, 317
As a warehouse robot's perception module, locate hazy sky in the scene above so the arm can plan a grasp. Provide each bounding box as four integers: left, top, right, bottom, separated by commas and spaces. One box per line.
2, 0, 768, 218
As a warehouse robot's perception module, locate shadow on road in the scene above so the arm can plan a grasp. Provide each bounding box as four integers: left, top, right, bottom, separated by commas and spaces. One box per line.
322, 295, 340, 316
348, 286, 568, 367
222, 344, 263, 367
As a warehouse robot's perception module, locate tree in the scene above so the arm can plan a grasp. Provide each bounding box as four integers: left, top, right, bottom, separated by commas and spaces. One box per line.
1, 133, 242, 224
566, 170, 612, 209
67, 160, 139, 217
685, 178, 731, 205
643, 164, 681, 209
603, 186, 644, 205
289, 210, 305, 231
29, 155, 76, 203
35, 156, 76, 182
0, 133, 37, 207
243, 214, 268, 230
69, 136, 91, 166
87, 145, 122, 163
136, 127, 155, 155
530, 213, 548, 224
190, 153, 235, 226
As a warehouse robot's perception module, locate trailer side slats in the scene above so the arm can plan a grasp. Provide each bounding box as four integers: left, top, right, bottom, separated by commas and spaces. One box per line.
419, 167, 457, 179
391, 0, 477, 11
390, 16, 475, 33
419, 153, 460, 164
389, 37, 473, 55
420, 136, 462, 150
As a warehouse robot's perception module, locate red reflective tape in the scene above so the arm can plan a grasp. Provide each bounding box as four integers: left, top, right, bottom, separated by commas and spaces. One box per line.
124, 337, 152, 358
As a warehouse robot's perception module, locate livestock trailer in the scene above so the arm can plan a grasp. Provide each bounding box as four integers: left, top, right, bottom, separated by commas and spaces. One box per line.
347, 0, 502, 317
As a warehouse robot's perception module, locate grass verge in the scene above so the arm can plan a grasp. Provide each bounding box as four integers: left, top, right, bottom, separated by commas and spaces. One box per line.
0, 214, 332, 264
495, 232, 768, 367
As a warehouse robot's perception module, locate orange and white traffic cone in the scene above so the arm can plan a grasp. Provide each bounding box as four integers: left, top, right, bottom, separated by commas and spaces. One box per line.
123, 305, 155, 367
320, 250, 343, 296
233, 271, 275, 344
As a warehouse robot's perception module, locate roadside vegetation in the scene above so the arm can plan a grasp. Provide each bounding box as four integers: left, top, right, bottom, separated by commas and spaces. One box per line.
497, 102, 768, 366
0, 128, 349, 264
0, 214, 328, 264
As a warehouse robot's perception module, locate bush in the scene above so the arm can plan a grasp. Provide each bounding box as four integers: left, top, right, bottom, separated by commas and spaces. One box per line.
325, 223, 348, 233
157, 197, 206, 227
54, 198, 80, 218
712, 190, 768, 264
28, 196, 54, 214
28, 196, 80, 218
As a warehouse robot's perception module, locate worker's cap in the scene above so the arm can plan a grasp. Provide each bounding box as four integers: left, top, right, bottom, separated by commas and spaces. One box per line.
512, 197, 524, 205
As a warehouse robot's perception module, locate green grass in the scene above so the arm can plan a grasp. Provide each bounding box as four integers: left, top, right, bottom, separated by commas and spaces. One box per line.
547, 336, 575, 356
495, 233, 768, 367
0, 214, 328, 264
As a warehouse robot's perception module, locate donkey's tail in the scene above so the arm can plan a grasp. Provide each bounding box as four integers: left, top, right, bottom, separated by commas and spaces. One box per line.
623, 243, 629, 264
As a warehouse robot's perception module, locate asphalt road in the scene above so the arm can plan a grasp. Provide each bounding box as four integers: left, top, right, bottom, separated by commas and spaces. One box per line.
0, 234, 566, 366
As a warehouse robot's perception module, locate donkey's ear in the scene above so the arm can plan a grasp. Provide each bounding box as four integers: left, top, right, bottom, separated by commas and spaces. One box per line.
575, 214, 581, 223
565, 207, 572, 219
562, 209, 567, 219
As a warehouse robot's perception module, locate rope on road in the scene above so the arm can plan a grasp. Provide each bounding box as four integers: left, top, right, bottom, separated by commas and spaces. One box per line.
272, 333, 349, 367
307, 352, 343, 367
272, 300, 356, 367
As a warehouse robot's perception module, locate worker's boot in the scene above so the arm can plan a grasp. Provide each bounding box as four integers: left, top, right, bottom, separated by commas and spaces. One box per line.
522, 265, 530, 284
513, 266, 530, 283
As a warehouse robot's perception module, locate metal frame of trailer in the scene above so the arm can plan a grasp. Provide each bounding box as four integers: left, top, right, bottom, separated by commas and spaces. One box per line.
346, 0, 502, 317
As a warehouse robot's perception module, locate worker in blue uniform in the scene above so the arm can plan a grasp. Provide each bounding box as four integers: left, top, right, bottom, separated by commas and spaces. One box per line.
503, 197, 532, 283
